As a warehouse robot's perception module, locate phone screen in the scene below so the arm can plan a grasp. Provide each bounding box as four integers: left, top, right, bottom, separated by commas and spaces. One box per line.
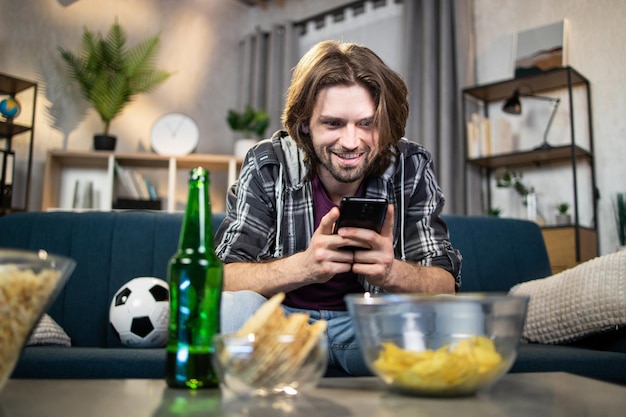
333, 197, 388, 234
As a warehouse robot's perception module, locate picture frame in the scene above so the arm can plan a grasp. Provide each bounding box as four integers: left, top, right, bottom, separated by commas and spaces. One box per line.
514, 19, 569, 78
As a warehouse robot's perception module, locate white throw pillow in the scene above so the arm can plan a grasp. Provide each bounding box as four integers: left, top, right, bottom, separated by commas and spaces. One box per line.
509, 249, 626, 344
26, 314, 71, 347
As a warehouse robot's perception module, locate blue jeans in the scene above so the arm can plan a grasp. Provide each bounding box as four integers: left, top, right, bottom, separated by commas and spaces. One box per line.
220, 290, 372, 376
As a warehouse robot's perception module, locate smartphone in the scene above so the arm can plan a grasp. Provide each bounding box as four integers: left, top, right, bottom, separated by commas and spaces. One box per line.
333, 197, 388, 234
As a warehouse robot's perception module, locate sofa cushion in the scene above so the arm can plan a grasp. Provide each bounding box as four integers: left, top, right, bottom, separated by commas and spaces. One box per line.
26, 314, 71, 347
13, 346, 347, 379
510, 250, 626, 344
564, 325, 626, 353
13, 347, 166, 379
513, 343, 626, 385
443, 215, 552, 292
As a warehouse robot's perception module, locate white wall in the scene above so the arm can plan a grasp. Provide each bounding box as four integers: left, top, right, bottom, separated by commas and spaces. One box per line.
0, 0, 249, 211
473, 0, 626, 255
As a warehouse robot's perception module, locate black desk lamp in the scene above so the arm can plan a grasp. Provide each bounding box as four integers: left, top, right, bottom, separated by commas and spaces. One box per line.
502, 88, 561, 150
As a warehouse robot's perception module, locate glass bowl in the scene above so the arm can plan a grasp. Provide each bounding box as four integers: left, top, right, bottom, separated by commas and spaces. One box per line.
345, 293, 529, 397
212, 331, 328, 398
0, 249, 76, 391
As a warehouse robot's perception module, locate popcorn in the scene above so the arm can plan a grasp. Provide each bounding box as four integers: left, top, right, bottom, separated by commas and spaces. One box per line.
0, 267, 61, 390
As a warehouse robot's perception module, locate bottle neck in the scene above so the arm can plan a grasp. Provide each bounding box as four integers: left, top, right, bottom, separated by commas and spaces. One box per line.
179, 170, 214, 253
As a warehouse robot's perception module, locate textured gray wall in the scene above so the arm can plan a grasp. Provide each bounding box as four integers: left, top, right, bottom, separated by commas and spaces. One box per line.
474, 0, 626, 254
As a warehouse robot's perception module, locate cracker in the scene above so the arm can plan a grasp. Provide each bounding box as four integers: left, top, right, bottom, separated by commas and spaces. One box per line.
235, 292, 285, 337
222, 292, 328, 389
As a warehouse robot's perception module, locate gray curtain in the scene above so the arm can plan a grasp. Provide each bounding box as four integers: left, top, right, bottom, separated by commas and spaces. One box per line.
403, 0, 475, 214
237, 24, 298, 136
237, 0, 476, 214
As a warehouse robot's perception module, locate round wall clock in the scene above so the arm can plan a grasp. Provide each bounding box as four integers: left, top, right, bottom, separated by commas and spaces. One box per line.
150, 113, 199, 156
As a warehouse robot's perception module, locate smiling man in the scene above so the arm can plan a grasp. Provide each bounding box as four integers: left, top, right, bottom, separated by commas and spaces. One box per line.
215, 40, 462, 376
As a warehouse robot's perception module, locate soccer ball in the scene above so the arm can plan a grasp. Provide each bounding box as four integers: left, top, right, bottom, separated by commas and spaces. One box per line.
109, 277, 170, 348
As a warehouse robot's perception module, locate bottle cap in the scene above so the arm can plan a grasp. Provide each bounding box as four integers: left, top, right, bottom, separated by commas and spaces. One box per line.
190, 167, 209, 180
402, 312, 425, 351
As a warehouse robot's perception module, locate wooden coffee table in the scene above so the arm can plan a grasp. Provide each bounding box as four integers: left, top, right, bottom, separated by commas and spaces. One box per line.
1, 373, 625, 417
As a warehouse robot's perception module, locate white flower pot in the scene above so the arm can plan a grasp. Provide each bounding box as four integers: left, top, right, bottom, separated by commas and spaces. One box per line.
234, 138, 257, 158
555, 213, 571, 226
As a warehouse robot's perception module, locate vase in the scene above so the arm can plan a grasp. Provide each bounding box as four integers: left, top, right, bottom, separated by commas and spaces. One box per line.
555, 213, 571, 226
234, 138, 257, 158
94, 134, 117, 151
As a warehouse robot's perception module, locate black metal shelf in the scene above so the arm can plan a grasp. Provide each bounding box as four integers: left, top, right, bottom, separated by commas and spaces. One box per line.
462, 66, 597, 264
0, 74, 36, 95
0, 121, 31, 138
1, 73, 37, 215
467, 144, 592, 170
463, 67, 588, 102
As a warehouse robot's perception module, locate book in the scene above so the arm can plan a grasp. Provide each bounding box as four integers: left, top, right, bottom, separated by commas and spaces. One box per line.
113, 161, 160, 200
0, 151, 14, 209
129, 170, 150, 200
145, 180, 158, 200
467, 113, 492, 158
114, 162, 140, 198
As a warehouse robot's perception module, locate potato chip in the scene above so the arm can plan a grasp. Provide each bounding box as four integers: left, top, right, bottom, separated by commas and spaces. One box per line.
373, 335, 504, 395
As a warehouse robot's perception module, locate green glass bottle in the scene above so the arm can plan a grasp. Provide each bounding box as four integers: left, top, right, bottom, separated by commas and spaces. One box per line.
166, 167, 223, 389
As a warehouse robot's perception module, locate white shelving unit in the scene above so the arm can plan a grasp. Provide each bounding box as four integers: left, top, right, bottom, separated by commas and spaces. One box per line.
42, 150, 243, 212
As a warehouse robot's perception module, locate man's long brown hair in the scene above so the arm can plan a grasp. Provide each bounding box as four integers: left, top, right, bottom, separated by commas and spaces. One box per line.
282, 40, 409, 179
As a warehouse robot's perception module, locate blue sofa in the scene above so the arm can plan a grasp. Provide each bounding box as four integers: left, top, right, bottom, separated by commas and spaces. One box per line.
2, 211, 625, 384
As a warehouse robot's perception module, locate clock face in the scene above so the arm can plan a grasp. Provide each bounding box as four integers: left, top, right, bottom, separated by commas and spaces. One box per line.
150, 113, 199, 156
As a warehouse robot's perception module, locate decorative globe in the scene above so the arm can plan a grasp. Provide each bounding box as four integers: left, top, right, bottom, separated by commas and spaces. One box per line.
0, 97, 21, 119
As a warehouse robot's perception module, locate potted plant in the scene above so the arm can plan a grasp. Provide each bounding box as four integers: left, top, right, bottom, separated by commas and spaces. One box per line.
555, 202, 571, 226
487, 207, 502, 217
226, 105, 270, 157
494, 168, 530, 217
495, 169, 530, 199
59, 19, 172, 151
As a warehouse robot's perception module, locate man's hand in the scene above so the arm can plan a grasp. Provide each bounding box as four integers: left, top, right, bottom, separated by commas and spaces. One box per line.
336, 204, 395, 287
336, 204, 455, 293
299, 207, 356, 283
223, 206, 358, 295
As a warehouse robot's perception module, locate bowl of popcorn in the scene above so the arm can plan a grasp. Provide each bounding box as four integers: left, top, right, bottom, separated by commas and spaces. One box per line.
345, 293, 529, 397
213, 293, 328, 398
0, 249, 76, 391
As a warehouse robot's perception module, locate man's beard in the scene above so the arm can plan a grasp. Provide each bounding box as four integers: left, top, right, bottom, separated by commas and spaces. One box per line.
316, 146, 374, 184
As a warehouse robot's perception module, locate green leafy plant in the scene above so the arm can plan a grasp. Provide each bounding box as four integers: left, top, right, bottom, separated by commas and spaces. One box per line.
487, 207, 502, 217
616, 193, 626, 246
58, 19, 172, 135
227, 105, 270, 139
495, 169, 530, 198
555, 202, 570, 214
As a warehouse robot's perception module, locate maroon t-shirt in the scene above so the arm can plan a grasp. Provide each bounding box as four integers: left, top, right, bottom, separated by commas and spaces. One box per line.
283, 176, 366, 311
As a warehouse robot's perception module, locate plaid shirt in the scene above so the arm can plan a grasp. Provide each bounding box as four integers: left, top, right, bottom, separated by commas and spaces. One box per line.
215, 131, 462, 293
